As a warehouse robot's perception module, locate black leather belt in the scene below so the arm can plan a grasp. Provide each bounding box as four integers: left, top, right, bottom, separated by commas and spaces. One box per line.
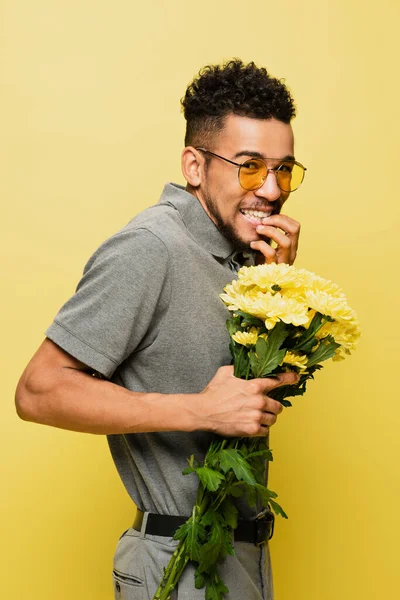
132, 509, 274, 546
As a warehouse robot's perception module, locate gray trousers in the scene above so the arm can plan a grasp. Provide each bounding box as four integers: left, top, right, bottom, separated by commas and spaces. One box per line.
112, 515, 274, 600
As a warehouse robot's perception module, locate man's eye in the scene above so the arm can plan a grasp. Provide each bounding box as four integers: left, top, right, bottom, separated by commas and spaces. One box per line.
243, 161, 261, 170
278, 163, 293, 173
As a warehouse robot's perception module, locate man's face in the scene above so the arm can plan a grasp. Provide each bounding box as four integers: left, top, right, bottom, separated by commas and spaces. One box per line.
195, 114, 295, 250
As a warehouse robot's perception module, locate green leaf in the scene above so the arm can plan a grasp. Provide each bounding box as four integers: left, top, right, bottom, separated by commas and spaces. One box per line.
198, 518, 227, 571
220, 498, 238, 529
172, 522, 189, 541
248, 323, 288, 378
183, 454, 200, 475
196, 467, 225, 492
255, 336, 267, 360
200, 510, 219, 528
249, 350, 261, 377
222, 530, 235, 556
219, 449, 256, 485
280, 398, 293, 407
265, 320, 288, 350
205, 439, 225, 468
291, 336, 318, 354
246, 448, 273, 462
239, 442, 250, 456
292, 312, 334, 353
253, 483, 278, 504
244, 485, 257, 507
195, 569, 205, 589
269, 383, 304, 403
225, 484, 243, 498
269, 498, 288, 519
235, 310, 265, 328
226, 319, 240, 338
305, 312, 327, 336
182, 467, 195, 475
307, 335, 340, 367
249, 345, 286, 378
233, 345, 250, 379
173, 516, 207, 562
204, 568, 230, 600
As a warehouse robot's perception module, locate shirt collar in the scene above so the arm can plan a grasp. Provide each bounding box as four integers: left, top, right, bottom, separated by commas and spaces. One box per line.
157, 182, 237, 260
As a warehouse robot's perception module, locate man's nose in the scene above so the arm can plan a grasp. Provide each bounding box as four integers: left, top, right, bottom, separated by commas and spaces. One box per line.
254, 170, 281, 202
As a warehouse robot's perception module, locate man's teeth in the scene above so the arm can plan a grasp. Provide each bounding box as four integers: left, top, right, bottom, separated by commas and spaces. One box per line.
241, 210, 271, 219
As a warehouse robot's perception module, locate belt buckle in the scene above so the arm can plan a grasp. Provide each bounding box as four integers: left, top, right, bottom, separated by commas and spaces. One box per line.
255, 511, 275, 546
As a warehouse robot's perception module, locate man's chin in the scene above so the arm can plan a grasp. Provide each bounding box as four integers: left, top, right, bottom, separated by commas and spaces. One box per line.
224, 231, 252, 252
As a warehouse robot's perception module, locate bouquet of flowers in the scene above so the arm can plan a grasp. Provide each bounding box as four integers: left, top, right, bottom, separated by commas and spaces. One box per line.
153, 263, 360, 600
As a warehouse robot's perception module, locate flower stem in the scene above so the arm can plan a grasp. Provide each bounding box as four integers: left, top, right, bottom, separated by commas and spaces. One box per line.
234, 346, 244, 377
152, 539, 190, 600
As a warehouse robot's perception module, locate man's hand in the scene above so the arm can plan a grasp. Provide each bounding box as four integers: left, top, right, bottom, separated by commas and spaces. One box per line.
198, 365, 299, 437
250, 214, 300, 265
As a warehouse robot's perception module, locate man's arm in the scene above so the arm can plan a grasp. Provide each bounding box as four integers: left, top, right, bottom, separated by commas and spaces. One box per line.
15, 338, 298, 438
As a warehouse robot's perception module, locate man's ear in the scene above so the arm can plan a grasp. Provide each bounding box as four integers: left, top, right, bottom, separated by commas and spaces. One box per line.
181, 147, 204, 187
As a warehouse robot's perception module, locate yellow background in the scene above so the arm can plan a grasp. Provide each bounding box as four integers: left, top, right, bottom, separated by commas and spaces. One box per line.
2, 1, 399, 599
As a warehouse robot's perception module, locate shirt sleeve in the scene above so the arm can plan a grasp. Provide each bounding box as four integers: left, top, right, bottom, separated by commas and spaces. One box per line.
45, 227, 170, 378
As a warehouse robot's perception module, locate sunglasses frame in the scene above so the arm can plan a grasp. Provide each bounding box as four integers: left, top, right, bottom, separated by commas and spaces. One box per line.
195, 147, 307, 193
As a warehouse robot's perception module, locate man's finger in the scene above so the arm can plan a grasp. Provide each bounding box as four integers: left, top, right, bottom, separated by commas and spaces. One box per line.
256, 372, 300, 391
260, 214, 301, 235
264, 396, 284, 415
250, 240, 277, 263
273, 372, 300, 388
255, 225, 291, 249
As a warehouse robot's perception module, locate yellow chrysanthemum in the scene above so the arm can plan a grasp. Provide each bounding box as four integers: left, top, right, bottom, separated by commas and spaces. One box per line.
305, 290, 358, 325
221, 287, 309, 329
332, 348, 346, 362
237, 263, 306, 293
258, 293, 309, 329
281, 351, 308, 369
232, 327, 259, 347
221, 264, 360, 363
220, 280, 263, 315
223, 278, 249, 298
220, 290, 269, 320
316, 320, 361, 352
298, 270, 346, 299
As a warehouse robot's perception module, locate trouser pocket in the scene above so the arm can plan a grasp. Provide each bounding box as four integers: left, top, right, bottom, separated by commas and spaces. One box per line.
113, 528, 144, 599
112, 568, 144, 599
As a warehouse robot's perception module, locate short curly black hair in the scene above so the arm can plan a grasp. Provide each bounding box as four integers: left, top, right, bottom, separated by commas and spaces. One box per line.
181, 59, 296, 147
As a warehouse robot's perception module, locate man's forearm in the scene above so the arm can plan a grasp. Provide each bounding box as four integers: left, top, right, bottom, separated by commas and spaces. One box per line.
16, 366, 200, 435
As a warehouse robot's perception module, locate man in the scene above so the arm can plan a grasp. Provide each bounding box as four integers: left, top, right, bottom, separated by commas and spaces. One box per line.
15, 59, 305, 599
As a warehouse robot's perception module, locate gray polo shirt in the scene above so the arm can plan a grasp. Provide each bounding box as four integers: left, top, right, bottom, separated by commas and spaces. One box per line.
46, 183, 261, 518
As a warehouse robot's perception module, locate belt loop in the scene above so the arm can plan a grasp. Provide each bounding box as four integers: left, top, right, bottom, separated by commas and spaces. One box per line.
140, 511, 149, 539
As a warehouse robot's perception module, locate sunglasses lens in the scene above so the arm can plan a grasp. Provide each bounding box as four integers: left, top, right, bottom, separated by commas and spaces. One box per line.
277, 162, 305, 192
239, 158, 306, 192
239, 159, 267, 190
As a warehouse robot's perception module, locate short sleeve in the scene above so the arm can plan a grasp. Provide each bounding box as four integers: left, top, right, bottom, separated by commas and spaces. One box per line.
45, 227, 170, 378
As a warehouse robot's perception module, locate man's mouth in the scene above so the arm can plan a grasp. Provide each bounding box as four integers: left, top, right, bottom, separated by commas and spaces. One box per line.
240, 208, 273, 226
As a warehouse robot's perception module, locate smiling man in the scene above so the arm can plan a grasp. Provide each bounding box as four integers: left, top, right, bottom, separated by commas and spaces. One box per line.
16, 60, 306, 600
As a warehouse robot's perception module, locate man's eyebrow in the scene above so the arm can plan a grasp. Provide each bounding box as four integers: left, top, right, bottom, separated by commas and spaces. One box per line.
233, 151, 296, 161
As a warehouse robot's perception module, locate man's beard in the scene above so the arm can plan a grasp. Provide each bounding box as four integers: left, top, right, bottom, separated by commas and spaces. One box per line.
203, 189, 279, 252
203, 190, 251, 252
